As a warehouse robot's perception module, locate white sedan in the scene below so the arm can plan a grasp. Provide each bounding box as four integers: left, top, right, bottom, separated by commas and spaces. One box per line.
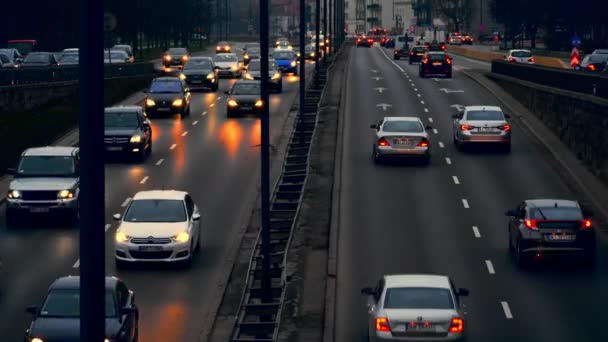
114, 190, 202, 268
370, 117, 432, 164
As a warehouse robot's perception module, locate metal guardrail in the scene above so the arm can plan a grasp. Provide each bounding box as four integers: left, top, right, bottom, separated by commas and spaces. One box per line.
229, 64, 328, 342
491, 60, 608, 99
0, 63, 156, 86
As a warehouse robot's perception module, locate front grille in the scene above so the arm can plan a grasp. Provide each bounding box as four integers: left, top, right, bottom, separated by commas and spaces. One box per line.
21, 191, 57, 201
104, 136, 130, 144
130, 251, 173, 259
131, 237, 172, 244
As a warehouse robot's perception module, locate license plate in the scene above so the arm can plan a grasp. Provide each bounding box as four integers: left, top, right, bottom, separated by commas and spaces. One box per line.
106, 146, 123, 151
394, 138, 413, 146
432, 62, 442, 66
546, 234, 575, 241
139, 246, 163, 252
405, 324, 434, 331
157, 108, 170, 112
191, 80, 202, 83
30, 207, 50, 213
479, 127, 494, 132
241, 106, 252, 111
416, 53, 423, 56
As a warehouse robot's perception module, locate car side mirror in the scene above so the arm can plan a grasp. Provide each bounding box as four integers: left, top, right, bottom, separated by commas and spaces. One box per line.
370, 124, 377, 129
113, 213, 122, 221
361, 287, 375, 296
457, 288, 469, 297
26, 305, 39, 315
6, 168, 15, 175
192, 213, 201, 221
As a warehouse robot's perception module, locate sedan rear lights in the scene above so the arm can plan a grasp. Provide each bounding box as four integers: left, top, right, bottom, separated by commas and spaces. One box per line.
446, 58, 452, 65
377, 137, 390, 147
581, 219, 592, 229
375, 317, 391, 332
528, 57, 535, 63
499, 124, 511, 131
524, 219, 539, 230
588, 64, 596, 71
394, 50, 398, 55
417, 138, 430, 147
508, 57, 516, 62
422, 58, 429, 64
449, 317, 464, 333
460, 124, 472, 131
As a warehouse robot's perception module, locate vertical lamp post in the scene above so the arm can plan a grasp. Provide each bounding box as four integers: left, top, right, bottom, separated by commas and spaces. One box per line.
315, 0, 321, 76
299, 0, 306, 146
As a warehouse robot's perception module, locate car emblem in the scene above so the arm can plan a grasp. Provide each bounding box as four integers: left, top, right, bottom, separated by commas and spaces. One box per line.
112, 138, 118, 143
417, 316, 423, 321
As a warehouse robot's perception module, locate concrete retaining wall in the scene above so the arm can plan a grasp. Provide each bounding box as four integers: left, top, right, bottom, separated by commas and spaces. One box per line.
489, 73, 608, 182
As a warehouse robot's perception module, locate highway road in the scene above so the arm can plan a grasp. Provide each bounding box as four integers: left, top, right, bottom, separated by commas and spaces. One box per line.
0, 43, 310, 342
335, 44, 608, 341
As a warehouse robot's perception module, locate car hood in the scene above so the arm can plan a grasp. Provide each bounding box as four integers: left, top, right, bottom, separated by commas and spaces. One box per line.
10, 177, 78, 191
105, 128, 140, 136
119, 221, 189, 238
21, 62, 49, 67
230, 94, 260, 102
29, 317, 120, 341
148, 93, 183, 101
215, 61, 238, 68
275, 59, 293, 66
183, 69, 213, 76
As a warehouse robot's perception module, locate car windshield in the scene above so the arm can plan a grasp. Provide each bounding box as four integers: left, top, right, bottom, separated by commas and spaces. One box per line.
150, 80, 182, 93
413, 47, 425, 52
59, 55, 79, 64
113, 46, 132, 56
124, 199, 187, 222
384, 287, 454, 309
232, 83, 260, 95
588, 55, 608, 63
305, 45, 314, 52
104, 51, 127, 59
24, 54, 48, 63
383, 121, 424, 133
428, 53, 446, 61
466, 110, 504, 121
184, 59, 213, 70
40, 290, 116, 318
105, 112, 140, 129
248, 61, 277, 72
168, 48, 187, 55
512, 50, 532, 58
215, 54, 237, 62
17, 156, 76, 177
218, 42, 229, 46
273, 51, 294, 59
530, 207, 583, 220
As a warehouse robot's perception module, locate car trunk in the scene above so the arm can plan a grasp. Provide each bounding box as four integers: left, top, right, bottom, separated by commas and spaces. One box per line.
384, 134, 425, 149
384, 308, 453, 338
466, 120, 505, 135
535, 220, 582, 243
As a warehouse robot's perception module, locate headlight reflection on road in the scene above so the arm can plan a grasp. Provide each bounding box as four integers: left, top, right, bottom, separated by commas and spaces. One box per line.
171, 119, 186, 176
219, 120, 243, 159
128, 166, 145, 183
250, 119, 261, 146
287, 75, 299, 83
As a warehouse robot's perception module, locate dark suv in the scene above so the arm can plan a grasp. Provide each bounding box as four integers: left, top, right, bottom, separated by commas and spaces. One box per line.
104, 106, 153, 162
419, 51, 452, 78
144, 77, 191, 118
506, 199, 596, 267
408, 46, 426, 64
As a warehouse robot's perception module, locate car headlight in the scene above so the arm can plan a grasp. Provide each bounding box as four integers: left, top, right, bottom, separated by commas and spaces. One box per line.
57, 190, 75, 199
7, 190, 21, 199
311, 52, 316, 57
288, 45, 293, 50
179, 73, 186, 80
163, 55, 171, 61
207, 72, 215, 80
255, 100, 263, 108
244, 54, 249, 60
172, 99, 184, 107
115, 231, 129, 243
230, 65, 238, 71
145, 98, 155, 107
290, 61, 297, 67
228, 99, 238, 107
130, 135, 142, 143
182, 55, 188, 61
271, 72, 281, 80
104, 339, 113, 342
173, 231, 190, 243
244, 73, 254, 80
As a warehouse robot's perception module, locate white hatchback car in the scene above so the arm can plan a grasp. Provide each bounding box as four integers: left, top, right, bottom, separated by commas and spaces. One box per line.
362, 274, 469, 341
371, 117, 432, 164
114, 190, 201, 268
505, 49, 535, 64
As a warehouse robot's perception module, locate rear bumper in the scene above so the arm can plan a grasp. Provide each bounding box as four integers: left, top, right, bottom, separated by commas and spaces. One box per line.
373, 331, 464, 341
377, 146, 430, 158
458, 133, 511, 144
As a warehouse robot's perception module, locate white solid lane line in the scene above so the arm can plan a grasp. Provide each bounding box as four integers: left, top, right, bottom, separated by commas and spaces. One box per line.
170, 144, 177, 150
445, 157, 452, 165
438, 142, 445, 148
155, 158, 164, 166
472, 226, 481, 238
192, 120, 199, 126
139, 176, 149, 184
73, 260, 80, 268
462, 199, 470, 208
181, 131, 189, 137
452, 176, 460, 184
485, 260, 496, 274
501, 301, 514, 319
105, 224, 112, 232
121, 197, 131, 207
377, 47, 405, 72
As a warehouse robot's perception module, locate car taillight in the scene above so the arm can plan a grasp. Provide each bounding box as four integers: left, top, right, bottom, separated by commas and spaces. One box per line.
410, 52, 414, 55
357, 39, 361, 42
423, 58, 429, 64
524, 219, 538, 230
500, 124, 511, 131
449, 317, 464, 333
588, 64, 596, 71
460, 124, 471, 131
394, 50, 398, 54
446, 58, 452, 65
528, 57, 535, 62
375, 317, 391, 332
508, 57, 516, 62
417, 138, 429, 147
581, 219, 592, 229
378, 137, 390, 147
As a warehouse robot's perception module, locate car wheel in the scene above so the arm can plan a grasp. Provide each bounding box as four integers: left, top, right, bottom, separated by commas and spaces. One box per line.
394, 56, 399, 60
422, 155, 431, 166
138, 148, 147, 163
446, 72, 452, 78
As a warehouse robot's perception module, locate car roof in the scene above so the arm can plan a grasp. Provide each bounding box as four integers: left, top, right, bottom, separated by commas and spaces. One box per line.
525, 199, 579, 208
592, 49, 608, 54
50, 276, 120, 290
132, 190, 188, 201
383, 116, 422, 122
384, 274, 451, 289
23, 146, 78, 157
105, 106, 142, 113
509, 49, 532, 53
465, 105, 502, 112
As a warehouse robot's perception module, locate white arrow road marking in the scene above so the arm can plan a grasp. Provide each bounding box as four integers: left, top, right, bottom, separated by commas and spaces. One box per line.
439, 88, 464, 94
374, 87, 387, 94
376, 103, 392, 111
450, 104, 466, 112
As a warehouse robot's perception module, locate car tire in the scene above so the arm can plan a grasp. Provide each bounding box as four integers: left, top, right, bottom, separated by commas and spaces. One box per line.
409, 60, 413, 65
277, 82, 283, 93
514, 240, 528, 268
212, 82, 219, 92
422, 155, 431, 166
446, 72, 452, 78
138, 147, 147, 163
394, 56, 399, 60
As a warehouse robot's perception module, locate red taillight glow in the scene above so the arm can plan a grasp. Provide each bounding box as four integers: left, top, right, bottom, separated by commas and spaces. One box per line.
378, 137, 390, 147
449, 318, 464, 333
501, 124, 511, 131
508, 57, 516, 62
582, 219, 592, 229
423, 58, 429, 64
588, 64, 596, 71
375, 317, 391, 332
417, 138, 429, 147
525, 219, 538, 230
460, 124, 471, 131
529, 57, 535, 63
446, 58, 452, 64
394, 50, 398, 54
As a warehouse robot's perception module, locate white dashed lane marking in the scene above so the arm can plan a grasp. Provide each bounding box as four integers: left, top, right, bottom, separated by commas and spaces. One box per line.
428, 117, 433, 122
192, 120, 199, 126
181, 131, 189, 137
105, 224, 111, 232
155, 158, 164, 166
438, 142, 445, 148
485, 260, 496, 274
139, 176, 149, 185
452, 176, 460, 184
472, 226, 481, 238
210, 103, 215, 107
217, 97, 222, 100
433, 129, 439, 134
501, 302, 514, 319
202, 111, 207, 116
462, 199, 470, 208
170, 144, 177, 150
420, 100, 425, 104
445, 157, 451, 165
424, 108, 429, 113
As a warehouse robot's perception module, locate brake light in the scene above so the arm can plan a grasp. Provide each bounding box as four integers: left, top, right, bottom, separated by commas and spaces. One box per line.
460, 124, 471, 131
446, 58, 452, 65
417, 138, 429, 147
528, 57, 535, 63
357, 39, 361, 42
394, 50, 398, 55
500, 124, 511, 131
524, 219, 538, 230
449, 317, 464, 333
378, 137, 390, 147
508, 57, 516, 62
375, 317, 391, 332
588, 64, 596, 71
582, 219, 592, 229
422, 57, 429, 64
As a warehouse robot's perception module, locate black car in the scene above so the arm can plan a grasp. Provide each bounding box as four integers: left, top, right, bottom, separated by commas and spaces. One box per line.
20, 52, 58, 67
408, 46, 426, 64
225, 80, 264, 117
104, 106, 152, 161
244, 59, 283, 93
144, 77, 191, 118
384, 36, 396, 48
162, 47, 189, 69
24, 276, 139, 342
243, 47, 261, 66
356, 36, 373, 48
419, 51, 452, 78
506, 199, 596, 267
180, 57, 218, 91
461, 34, 474, 45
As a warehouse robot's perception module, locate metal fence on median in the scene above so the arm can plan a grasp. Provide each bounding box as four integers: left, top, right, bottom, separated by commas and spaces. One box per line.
0, 63, 156, 86
491, 60, 608, 99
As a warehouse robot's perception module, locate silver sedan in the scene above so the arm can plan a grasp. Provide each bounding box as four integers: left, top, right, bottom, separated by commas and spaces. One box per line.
452, 106, 512, 152
371, 117, 432, 164
362, 274, 469, 341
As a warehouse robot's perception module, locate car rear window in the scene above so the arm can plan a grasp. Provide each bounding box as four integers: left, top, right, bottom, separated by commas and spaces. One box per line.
529, 207, 583, 220
428, 53, 446, 61
466, 110, 504, 121
384, 287, 454, 309
184, 59, 213, 70
273, 51, 295, 59
512, 50, 532, 58
383, 121, 424, 133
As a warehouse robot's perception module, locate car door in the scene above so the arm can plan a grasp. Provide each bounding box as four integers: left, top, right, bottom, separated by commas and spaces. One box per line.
140, 112, 152, 144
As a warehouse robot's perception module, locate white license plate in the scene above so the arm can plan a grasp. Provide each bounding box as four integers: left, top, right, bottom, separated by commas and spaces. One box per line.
405, 324, 435, 331
241, 106, 252, 111
394, 138, 413, 146
547, 234, 575, 241
479, 127, 494, 132
432, 62, 442, 66
157, 108, 170, 112
106, 146, 123, 151
139, 246, 163, 252
30, 207, 50, 213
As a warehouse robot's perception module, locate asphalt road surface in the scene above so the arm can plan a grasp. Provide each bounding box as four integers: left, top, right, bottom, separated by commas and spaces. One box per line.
0, 43, 310, 342
335, 44, 608, 341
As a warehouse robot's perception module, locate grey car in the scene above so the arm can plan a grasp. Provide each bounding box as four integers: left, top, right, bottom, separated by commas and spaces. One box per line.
5, 147, 80, 225
452, 106, 511, 152
371, 117, 432, 164
362, 274, 469, 341
243, 59, 283, 93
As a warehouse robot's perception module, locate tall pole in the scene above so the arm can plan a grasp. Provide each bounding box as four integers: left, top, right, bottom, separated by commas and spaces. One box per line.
259, 0, 272, 304
80, 1, 105, 341
315, 0, 321, 74
323, 0, 327, 62
299, 0, 306, 146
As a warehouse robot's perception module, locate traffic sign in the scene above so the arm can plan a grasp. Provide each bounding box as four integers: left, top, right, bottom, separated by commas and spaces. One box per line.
571, 47, 580, 67
571, 35, 581, 48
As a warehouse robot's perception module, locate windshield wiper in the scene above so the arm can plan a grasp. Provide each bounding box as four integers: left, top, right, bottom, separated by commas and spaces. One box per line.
535, 207, 548, 220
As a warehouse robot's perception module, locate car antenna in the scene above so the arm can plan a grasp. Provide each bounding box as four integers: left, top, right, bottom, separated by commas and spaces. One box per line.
555, 202, 558, 208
